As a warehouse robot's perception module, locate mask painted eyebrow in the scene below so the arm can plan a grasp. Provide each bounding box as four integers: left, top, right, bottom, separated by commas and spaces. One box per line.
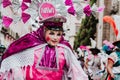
49, 31, 54, 35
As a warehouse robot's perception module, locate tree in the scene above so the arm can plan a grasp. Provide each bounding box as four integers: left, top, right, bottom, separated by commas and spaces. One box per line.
73, 0, 98, 51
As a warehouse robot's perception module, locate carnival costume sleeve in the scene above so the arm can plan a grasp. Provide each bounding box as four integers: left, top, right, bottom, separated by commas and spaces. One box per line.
59, 44, 88, 80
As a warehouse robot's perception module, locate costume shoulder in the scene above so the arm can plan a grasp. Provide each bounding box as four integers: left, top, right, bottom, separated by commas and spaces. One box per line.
0, 44, 47, 72
2, 33, 41, 60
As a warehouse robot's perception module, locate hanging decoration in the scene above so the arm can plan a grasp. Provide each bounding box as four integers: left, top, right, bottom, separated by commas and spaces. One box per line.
83, 4, 91, 16
21, 12, 31, 23
10, 0, 21, 14
2, 0, 12, 8
67, 6, 76, 15
91, 4, 105, 17
2, 16, 13, 28
65, 0, 76, 15
1, 0, 105, 28
65, 0, 73, 6
21, 2, 29, 11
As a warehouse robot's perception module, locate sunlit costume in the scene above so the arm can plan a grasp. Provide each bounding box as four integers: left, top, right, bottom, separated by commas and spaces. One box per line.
0, 16, 88, 80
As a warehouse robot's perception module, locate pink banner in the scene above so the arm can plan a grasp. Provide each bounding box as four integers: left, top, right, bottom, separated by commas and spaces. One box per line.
2, 16, 13, 28
22, 12, 31, 23
2, 0, 12, 8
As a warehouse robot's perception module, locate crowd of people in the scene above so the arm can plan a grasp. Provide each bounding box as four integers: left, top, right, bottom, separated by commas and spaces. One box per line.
76, 39, 120, 80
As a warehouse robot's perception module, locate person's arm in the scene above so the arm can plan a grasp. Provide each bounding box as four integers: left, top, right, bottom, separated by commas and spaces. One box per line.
107, 59, 115, 78
84, 58, 89, 70
62, 45, 88, 80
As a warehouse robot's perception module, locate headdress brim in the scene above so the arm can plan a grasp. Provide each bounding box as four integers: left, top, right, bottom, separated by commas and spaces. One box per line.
39, 15, 67, 23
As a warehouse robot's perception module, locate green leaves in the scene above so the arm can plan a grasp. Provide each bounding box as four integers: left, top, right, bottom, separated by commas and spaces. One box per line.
73, 0, 98, 51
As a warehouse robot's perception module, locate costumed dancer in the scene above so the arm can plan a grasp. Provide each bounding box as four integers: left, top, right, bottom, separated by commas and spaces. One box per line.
103, 15, 120, 80
0, 14, 88, 80
84, 47, 102, 80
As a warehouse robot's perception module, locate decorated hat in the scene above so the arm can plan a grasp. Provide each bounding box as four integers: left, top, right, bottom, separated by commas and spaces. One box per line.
40, 15, 67, 31
38, 2, 67, 31
113, 40, 120, 48
89, 47, 100, 54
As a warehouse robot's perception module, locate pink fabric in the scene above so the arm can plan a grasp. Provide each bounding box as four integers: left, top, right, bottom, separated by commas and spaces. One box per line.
25, 46, 66, 80
2, 0, 12, 8
65, 0, 73, 6
68, 6, 76, 15
0, 45, 88, 80
23, 0, 31, 3
83, 4, 92, 16
22, 12, 31, 23
2, 16, 13, 28
103, 40, 114, 48
21, 2, 28, 11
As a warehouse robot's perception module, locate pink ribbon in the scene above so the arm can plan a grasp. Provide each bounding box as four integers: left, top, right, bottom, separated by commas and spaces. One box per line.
2, 0, 12, 8
2, 16, 13, 28
22, 12, 31, 23
21, 2, 29, 11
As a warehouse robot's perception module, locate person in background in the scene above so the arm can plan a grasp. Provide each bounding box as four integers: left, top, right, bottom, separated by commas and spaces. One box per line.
101, 40, 115, 71
0, 15, 88, 80
84, 47, 102, 80
107, 40, 120, 80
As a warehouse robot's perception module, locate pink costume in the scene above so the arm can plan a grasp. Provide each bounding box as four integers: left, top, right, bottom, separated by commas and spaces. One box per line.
0, 44, 88, 80
0, 25, 88, 80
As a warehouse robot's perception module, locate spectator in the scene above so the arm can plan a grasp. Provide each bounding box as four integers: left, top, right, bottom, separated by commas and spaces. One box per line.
107, 40, 120, 80
84, 47, 102, 80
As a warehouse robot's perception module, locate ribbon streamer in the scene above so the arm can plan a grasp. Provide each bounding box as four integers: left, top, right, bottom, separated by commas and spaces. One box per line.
21, 2, 29, 11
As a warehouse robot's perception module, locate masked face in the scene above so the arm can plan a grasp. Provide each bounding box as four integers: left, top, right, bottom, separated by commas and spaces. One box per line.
45, 30, 63, 46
